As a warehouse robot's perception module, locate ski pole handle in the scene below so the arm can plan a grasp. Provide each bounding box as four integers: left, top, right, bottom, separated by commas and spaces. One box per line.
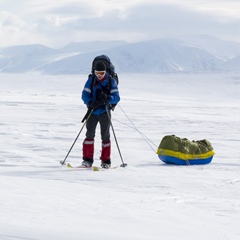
82, 107, 93, 123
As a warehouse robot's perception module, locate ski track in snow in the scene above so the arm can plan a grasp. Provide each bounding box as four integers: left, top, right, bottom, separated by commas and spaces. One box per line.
0, 72, 239, 240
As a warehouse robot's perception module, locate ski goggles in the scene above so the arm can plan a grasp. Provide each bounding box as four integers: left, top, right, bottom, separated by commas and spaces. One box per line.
95, 70, 106, 76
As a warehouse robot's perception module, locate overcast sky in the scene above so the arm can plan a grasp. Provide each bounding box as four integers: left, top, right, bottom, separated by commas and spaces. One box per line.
0, 0, 239, 48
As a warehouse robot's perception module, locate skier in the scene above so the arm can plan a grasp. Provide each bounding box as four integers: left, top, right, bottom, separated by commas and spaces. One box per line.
81, 61, 120, 169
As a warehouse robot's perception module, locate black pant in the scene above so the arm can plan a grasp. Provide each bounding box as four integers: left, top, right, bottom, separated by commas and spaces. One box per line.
86, 112, 110, 142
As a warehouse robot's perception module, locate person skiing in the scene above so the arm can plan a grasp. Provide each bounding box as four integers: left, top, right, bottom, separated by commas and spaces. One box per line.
81, 61, 120, 168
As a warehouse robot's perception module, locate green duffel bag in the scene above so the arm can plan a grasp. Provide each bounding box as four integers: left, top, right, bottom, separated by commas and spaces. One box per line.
157, 135, 215, 165
158, 135, 214, 155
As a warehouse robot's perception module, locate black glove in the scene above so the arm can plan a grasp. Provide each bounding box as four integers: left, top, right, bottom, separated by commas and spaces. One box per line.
88, 100, 99, 109
96, 92, 109, 107
99, 92, 109, 103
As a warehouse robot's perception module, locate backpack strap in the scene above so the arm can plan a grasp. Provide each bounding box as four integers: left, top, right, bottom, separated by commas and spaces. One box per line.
89, 74, 112, 97
89, 74, 95, 97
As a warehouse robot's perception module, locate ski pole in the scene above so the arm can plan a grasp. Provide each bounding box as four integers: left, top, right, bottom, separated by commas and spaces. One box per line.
60, 108, 94, 165
105, 105, 127, 168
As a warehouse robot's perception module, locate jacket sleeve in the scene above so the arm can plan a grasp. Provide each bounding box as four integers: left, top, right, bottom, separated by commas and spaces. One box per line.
108, 78, 120, 105
81, 76, 93, 106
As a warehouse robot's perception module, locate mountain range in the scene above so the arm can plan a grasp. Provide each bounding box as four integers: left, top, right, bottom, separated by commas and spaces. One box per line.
0, 35, 239, 74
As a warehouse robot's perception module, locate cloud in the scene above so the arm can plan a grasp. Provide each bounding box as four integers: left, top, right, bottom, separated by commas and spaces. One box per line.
116, 3, 240, 40
57, 3, 239, 43
0, 11, 31, 46
0, 0, 239, 48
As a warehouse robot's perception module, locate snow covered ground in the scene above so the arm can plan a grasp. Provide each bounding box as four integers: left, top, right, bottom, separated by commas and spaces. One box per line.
0, 71, 239, 240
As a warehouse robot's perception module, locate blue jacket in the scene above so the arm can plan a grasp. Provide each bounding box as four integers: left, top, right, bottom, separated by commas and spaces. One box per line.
81, 74, 120, 115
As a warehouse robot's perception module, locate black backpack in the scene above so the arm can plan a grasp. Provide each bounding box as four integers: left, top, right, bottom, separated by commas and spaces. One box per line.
90, 55, 119, 85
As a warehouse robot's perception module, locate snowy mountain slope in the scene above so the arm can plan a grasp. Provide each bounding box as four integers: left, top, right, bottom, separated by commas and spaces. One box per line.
39, 41, 229, 74
58, 40, 127, 54
177, 35, 240, 61
38, 40, 225, 74
0, 36, 239, 74
107, 40, 224, 73
221, 55, 240, 71
0, 44, 56, 56
36, 51, 98, 75
0, 44, 57, 73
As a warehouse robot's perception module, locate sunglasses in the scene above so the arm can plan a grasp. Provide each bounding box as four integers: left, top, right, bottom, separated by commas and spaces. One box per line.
95, 71, 106, 76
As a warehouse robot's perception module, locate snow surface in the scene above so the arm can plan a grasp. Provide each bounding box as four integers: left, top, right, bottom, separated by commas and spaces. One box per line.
0, 72, 239, 240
